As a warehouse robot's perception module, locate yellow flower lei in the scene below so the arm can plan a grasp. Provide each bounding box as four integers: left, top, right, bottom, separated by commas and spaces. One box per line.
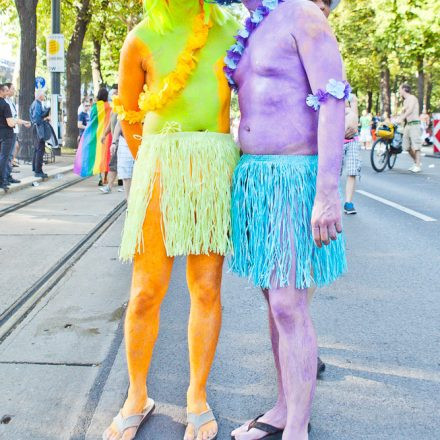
112, 13, 212, 124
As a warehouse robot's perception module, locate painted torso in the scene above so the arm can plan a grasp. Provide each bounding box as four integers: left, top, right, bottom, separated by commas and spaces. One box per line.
131, 17, 238, 134
235, 0, 343, 155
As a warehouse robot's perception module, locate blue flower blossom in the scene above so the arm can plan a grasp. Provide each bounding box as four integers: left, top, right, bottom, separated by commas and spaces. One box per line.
231, 43, 244, 54
343, 82, 352, 100
251, 9, 265, 24
224, 56, 238, 69
238, 28, 250, 39
316, 89, 329, 103
326, 79, 346, 100
262, 0, 279, 10
306, 94, 321, 111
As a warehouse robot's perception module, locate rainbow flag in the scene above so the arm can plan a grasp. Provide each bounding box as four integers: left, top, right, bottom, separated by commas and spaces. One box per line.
74, 101, 112, 177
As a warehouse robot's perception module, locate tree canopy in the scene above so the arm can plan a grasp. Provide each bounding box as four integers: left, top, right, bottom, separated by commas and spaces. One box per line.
1, 0, 438, 147
331, 0, 440, 113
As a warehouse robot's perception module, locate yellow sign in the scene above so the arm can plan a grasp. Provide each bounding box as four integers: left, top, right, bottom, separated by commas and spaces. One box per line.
47, 34, 65, 73
48, 39, 60, 56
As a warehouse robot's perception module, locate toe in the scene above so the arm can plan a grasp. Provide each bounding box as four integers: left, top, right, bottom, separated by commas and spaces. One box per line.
185, 425, 195, 440
231, 421, 250, 436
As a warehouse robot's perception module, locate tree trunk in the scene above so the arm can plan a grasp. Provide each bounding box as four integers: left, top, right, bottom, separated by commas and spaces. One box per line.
417, 56, 424, 113
14, 0, 38, 161
367, 91, 373, 114
91, 38, 103, 96
425, 74, 432, 112
65, 0, 92, 149
380, 64, 391, 115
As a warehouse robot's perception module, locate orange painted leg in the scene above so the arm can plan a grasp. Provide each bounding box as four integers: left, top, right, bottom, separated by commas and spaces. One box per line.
104, 175, 174, 440
184, 253, 224, 440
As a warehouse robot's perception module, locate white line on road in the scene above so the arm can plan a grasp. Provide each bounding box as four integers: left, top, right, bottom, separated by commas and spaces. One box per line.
356, 190, 437, 222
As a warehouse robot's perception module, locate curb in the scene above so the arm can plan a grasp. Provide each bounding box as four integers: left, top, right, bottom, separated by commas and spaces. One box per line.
5, 165, 74, 194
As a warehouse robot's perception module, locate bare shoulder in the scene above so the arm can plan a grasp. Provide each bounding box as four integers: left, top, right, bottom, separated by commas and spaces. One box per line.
280, 0, 333, 37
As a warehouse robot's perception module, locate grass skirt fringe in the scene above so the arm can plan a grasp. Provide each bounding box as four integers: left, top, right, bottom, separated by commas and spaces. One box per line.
230, 154, 347, 290
120, 132, 239, 261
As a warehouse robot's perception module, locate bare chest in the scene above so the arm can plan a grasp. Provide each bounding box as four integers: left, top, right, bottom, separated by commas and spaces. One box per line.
234, 11, 306, 86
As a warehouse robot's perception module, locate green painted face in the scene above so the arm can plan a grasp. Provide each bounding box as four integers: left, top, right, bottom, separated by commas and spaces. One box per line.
133, 12, 239, 133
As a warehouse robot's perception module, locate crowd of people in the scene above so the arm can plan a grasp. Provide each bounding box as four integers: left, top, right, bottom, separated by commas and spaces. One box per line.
342, 82, 434, 213
0, 83, 60, 192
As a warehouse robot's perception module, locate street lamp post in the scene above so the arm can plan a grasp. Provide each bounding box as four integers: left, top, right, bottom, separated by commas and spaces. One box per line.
51, 0, 61, 150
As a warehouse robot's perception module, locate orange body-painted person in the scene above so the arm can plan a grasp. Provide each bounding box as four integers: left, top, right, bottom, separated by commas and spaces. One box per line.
103, 2, 239, 440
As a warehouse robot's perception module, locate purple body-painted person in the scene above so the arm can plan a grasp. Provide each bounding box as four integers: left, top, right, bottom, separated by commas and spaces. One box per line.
218, 0, 347, 439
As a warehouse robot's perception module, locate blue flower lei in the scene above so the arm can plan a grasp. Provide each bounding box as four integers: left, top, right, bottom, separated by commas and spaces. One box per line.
306, 79, 352, 111
224, 0, 285, 91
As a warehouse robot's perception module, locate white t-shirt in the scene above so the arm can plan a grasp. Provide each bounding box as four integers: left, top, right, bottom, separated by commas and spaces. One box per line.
6, 98, 18, 134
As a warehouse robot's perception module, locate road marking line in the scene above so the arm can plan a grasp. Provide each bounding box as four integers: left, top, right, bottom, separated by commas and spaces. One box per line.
356, 190, 437, 222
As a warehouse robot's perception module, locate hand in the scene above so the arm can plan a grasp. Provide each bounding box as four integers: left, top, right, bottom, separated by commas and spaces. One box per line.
345, 109, 358, 138
110, 143, 116, 155
101, 136, 106, 145
345, 125, 357, 139
311, 190, 343, 248
24, 121, 31, 128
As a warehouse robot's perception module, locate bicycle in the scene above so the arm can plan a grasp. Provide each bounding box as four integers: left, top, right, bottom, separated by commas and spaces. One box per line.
370, 123, 403, 173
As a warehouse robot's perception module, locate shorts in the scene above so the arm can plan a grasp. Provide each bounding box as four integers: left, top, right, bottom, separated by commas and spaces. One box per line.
402, 124, 422, 152
359, 128, 372, 143
120, 131, 239, 261
342, 139, 362, 177
230, 154, 347, 290
117, 136, 134, 179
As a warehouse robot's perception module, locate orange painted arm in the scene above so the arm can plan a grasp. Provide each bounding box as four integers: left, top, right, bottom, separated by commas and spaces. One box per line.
118, 33, 152, 158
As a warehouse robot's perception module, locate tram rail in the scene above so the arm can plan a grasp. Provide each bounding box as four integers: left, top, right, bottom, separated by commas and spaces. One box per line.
0, 200, 127, 343
0, 177, 85, 218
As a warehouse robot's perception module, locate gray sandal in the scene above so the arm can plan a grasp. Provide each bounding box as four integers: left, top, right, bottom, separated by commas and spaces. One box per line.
186, 405, 218, 440
103, 398, 155, 440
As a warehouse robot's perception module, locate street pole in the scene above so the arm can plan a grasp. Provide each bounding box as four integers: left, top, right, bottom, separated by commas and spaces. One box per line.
51, 0, 61, 151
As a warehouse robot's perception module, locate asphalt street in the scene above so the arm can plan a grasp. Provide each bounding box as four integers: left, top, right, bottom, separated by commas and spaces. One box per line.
0, 150, 439, 440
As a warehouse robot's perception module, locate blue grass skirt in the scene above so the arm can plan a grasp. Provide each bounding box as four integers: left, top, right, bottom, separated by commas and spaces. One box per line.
230, 154, 347, 290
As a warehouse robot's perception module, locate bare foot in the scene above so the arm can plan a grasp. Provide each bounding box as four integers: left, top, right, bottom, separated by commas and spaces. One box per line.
102, 396, 150, 440
231, 406, 286, 440
184, 403, 218, 440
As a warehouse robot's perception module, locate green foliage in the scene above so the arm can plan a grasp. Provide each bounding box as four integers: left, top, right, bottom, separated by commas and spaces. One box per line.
331, 0, 440, 111
3, 0, 439, 111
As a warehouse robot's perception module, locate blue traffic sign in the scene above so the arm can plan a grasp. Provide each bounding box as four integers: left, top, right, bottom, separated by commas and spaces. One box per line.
35, 77, 46, 89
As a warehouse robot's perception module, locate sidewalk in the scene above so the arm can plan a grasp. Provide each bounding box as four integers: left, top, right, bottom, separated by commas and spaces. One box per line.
3, 153, 76, 194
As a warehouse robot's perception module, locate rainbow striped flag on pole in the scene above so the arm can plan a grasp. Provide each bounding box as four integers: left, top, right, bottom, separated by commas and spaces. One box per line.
74, 101, 112, 177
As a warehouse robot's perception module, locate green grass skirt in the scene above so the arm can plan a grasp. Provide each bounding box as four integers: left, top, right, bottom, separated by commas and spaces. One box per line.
120, 132, 239, 261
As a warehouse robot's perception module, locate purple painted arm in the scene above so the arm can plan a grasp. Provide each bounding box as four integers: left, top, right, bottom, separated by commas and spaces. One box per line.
291, 2, 345, 246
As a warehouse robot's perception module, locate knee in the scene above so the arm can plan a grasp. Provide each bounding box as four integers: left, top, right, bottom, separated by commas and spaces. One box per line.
128, 275, 167, 317
269, 293, 308, 328
189, 272, 222, 309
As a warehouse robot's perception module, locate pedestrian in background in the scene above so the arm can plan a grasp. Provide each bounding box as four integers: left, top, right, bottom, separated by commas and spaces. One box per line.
399, 83, 422, 173
99, 113, 119, 194
29, 88, 50, 178
73, 87, 112, 181
4, 83, 30, 185
77, 101, 91, 143
420, 106, 433, 146
371, 113, 380, 142
115, 121, 134, 199
99, 87, 119, 194
343, 94, 361, 215
0, 84, 16, 191
359, 109, 372, 149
